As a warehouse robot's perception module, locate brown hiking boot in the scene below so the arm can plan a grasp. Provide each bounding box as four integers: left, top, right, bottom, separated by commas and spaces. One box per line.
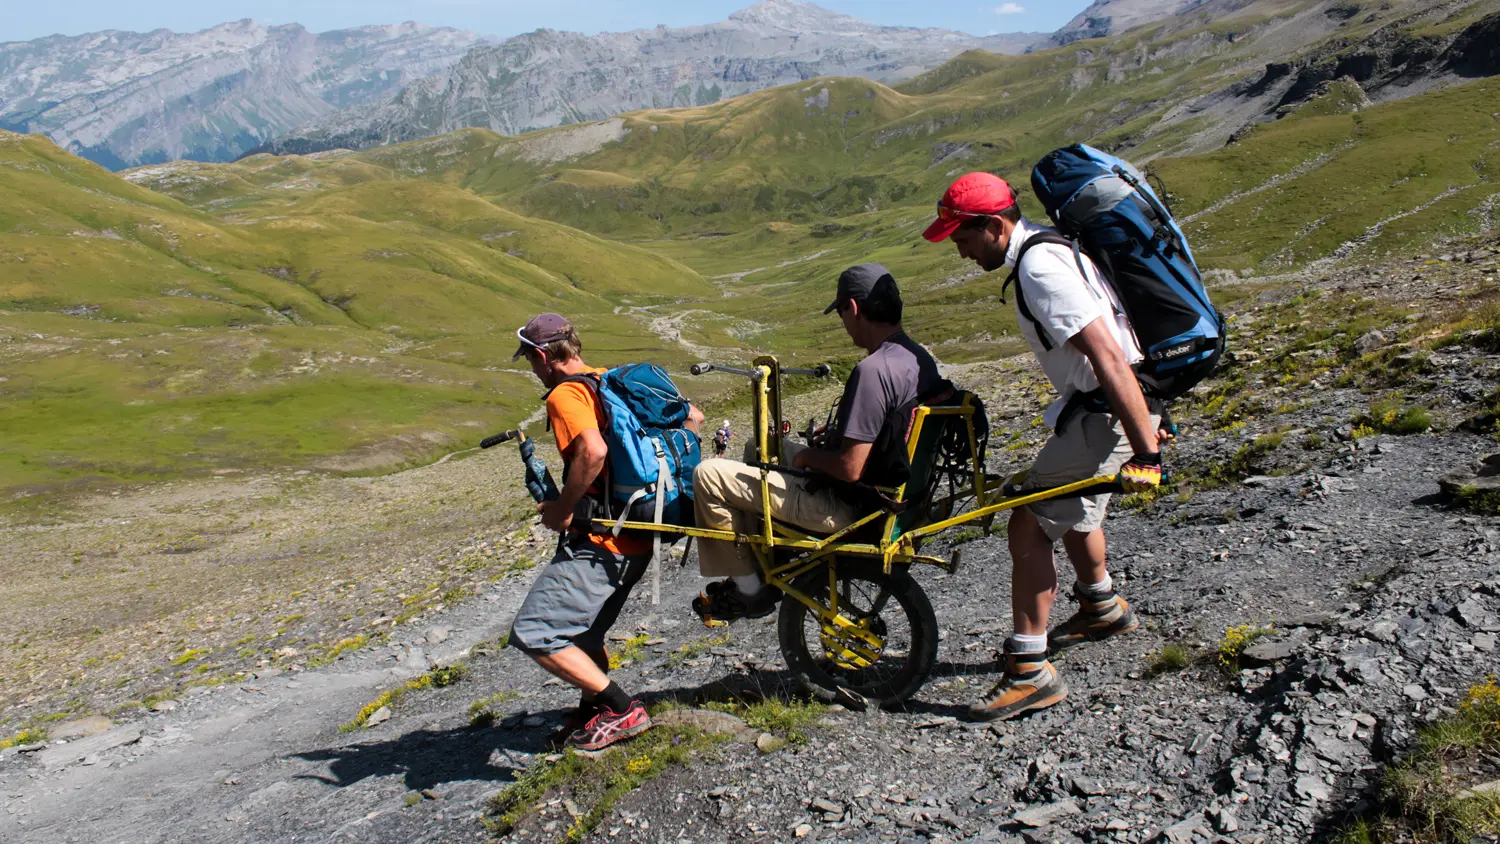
1047, 582, 1139, 654
967, 647, 1068, 722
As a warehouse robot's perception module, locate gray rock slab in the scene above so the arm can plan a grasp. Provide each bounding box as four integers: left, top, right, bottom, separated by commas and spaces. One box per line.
1014, 799, 1080, 828
48, 715, 113, 740
36, 727, 142, 769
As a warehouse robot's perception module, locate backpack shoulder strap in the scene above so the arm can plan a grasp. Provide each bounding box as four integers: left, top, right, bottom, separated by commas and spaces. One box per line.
1004, 232, 1080, 352
542, 371, 603, 432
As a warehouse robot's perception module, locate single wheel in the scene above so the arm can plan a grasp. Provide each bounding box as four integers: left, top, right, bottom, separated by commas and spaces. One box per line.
777, 558, 939, 708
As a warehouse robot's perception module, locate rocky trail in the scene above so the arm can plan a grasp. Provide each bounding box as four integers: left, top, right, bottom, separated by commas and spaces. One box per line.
3, 431, 1496, 844
3, 241, 1499, 842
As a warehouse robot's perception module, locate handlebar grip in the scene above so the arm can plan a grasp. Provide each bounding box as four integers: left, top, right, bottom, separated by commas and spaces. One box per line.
691, 363, 757, 378
481, 429, 520, 449
782, 364, 832, 378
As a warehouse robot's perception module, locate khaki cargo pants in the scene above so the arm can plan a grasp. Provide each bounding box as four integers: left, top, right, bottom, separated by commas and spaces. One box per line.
693, 439, 859, 577
1023, 411, 1160, 542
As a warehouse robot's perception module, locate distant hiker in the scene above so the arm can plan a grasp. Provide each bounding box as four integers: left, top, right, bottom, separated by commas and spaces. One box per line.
713, 420, 733, 457
691, 264, 946, 622
507, 312, 703, 751
924, 173, 1166, 721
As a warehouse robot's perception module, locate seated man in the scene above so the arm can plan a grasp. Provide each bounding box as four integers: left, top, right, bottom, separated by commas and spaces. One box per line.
691, 263, 945, 621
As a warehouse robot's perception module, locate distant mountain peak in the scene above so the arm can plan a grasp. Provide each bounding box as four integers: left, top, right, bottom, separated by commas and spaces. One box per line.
728, 0, 862, 30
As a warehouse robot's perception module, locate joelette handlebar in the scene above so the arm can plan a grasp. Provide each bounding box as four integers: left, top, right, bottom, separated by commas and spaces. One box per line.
480, 429, 521, 449
690, 362, 830, 378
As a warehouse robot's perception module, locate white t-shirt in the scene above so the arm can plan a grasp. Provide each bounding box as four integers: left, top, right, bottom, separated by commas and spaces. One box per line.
1005, 217, 1143, 429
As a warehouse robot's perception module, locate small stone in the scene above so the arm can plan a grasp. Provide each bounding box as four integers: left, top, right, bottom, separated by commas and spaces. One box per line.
421, 789, 441, 800
1473, 632, 1496, 653
1451, 600, 1488, 629
426, 627, 451, 645
1367, 621, 1399, 643
365, 706, 392, 727
794, 823, 814, 837
810, 797, 842, 814
1457, 780, 1500, 800
1241, 640, 1297, 666
1354, 329, 1387, 355
1281, 612, 1334, 628
150, 699, 179, 713
755, 733, 785, 753
521, 715, 546, 728
1402, 684, 1428, 702
1295, 776, 1330, 802
653, 708, 756, 741
1208, 807, 1240, 833
1013, 799, 1080, 828
1066, 776, 1103, 796
1162, 816, 1206, 843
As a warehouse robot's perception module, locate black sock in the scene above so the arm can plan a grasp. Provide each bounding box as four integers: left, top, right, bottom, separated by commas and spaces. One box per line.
597, 680, 632, 714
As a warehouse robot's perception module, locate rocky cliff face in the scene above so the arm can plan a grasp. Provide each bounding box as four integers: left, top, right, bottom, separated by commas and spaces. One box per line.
1050, 0, 1210, 44
255, 1, 1046, 156
0, 21, 486, 168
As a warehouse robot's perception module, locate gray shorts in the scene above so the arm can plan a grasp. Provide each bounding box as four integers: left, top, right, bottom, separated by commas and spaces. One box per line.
509, 538, 650, 656
1022, 411, 1159, 541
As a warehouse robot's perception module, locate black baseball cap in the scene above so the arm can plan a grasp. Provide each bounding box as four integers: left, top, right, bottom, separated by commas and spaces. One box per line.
824, 263, 902, 315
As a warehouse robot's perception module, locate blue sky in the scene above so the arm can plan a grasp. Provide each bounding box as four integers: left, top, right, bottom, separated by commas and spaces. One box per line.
2, 0, 1097, 43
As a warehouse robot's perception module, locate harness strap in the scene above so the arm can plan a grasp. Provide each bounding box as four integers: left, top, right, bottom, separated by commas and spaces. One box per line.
650, 439, 669, 606
1004, 233, 1088, 352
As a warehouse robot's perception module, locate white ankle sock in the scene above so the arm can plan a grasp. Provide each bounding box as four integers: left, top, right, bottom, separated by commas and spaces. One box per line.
1078, 572, 1113, 597
1009, 632, 1048, 654
731, 574, 763, 596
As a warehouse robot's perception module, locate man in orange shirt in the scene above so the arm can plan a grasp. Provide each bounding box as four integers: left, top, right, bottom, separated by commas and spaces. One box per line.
507, 313, 700, 751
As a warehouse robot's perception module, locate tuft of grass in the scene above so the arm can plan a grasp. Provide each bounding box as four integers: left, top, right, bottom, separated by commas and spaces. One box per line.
1216, 624, 1273, 671
607, 633, 651, 670
1453, 485, 1500, 516
307, 634, 370, 668
468, 689, 524, 728
169, 648, 210, 667
1359, 398, 1433, 435
1338, 677, 1500, 842
484, 703, 724, 841
341, 663, 468, 732
0, 728, 48, 749
667, 631, 732, 668
1147, 644, 1194, 678
707, 697, 828, 745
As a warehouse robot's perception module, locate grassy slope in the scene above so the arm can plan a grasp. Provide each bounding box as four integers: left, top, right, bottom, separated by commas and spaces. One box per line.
0, 132, 712, 494
13, 0, 1500, 492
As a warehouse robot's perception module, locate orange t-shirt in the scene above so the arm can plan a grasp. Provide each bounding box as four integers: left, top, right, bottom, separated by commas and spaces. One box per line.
547, 368, 653, 556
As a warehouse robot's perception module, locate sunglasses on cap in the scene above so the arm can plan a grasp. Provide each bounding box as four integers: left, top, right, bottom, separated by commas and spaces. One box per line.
933, 202, 996, 222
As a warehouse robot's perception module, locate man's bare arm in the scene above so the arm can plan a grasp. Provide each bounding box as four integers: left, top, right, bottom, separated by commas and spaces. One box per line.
793, 440, 873, 483
1068, 318, 1156, 456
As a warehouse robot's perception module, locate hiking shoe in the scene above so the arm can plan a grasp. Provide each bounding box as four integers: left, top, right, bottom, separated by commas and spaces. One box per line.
547, 701, 601, 748
1047, 583, 1139, 654
691, 580, 779, 625
564, 701, 651, 752
967, 652, 1068, 722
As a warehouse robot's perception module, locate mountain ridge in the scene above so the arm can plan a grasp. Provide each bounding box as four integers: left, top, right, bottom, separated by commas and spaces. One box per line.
240, 1, 1049, 160
0, 20, 489, 169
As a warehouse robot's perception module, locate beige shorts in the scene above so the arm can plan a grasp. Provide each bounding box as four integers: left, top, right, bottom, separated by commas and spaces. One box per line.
1022, 412, 1159, 541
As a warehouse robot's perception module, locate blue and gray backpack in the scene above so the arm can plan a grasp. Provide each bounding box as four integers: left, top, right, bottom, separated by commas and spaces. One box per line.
1010, 144, 1226, 401
561, 363, 700, 532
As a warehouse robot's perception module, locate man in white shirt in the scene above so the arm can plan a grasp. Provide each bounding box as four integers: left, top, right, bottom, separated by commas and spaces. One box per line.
924, 171, 1166, 721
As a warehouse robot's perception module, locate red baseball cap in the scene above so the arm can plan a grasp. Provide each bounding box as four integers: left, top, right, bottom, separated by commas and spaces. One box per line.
921, 172, 1018, 243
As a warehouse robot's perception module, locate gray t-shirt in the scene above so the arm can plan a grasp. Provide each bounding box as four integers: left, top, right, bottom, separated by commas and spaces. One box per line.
832, 332, 944, 449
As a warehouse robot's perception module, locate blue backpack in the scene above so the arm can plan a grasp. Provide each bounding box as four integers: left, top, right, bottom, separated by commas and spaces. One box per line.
562, 364, 700, 534
1012, 144, 1226, 401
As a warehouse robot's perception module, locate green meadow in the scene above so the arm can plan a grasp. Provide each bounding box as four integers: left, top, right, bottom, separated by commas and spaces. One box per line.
6, 0, 1499, 495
